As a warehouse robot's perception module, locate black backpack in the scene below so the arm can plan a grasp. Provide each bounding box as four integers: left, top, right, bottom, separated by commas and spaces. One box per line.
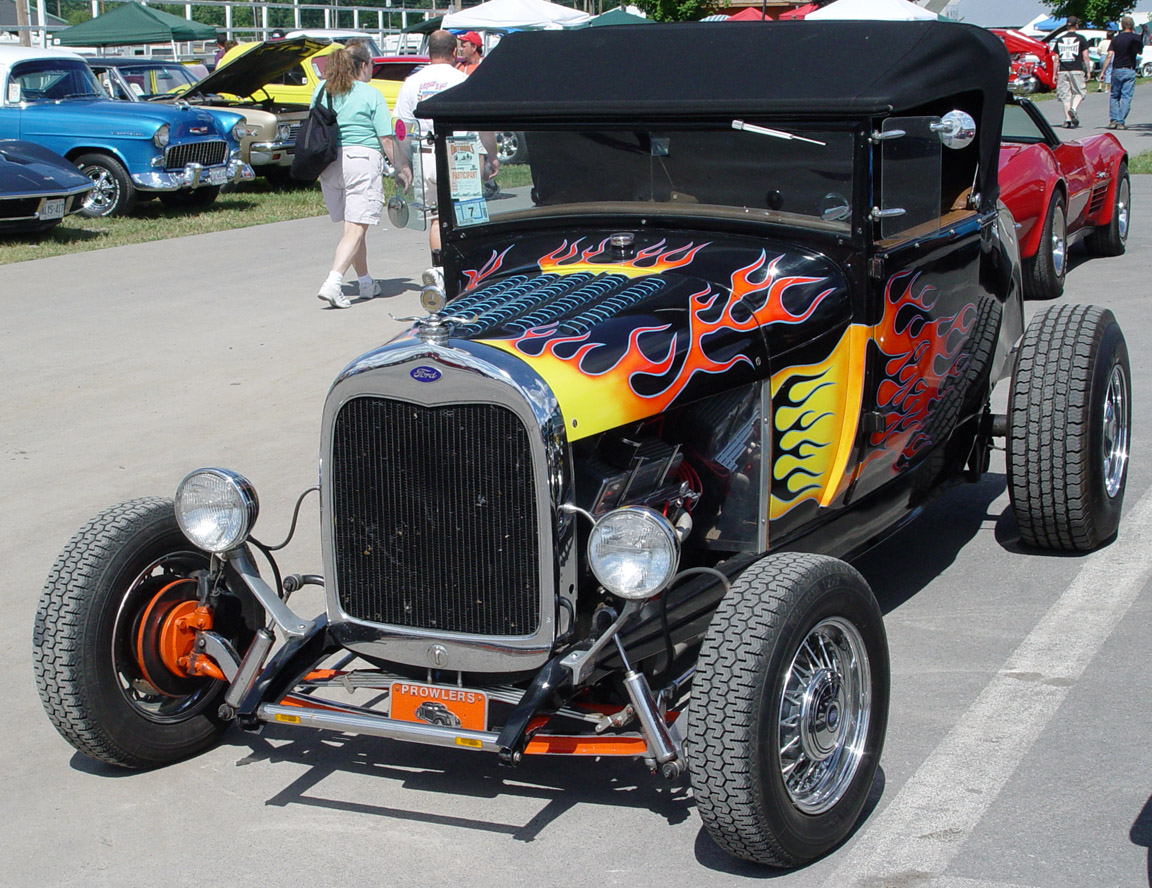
290, 86, 339, 182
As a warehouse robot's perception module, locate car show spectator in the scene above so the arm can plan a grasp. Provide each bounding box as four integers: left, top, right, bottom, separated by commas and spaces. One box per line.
1055, 16, 1091, 128
455, 31, 484, 75
313, 42, 409, 309
1096, 30, 1113, 92
395, 29, 498, 260
1106, 16, 1142, 130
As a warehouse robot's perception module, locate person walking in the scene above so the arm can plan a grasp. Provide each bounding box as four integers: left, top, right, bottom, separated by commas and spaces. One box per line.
1096, 31, 1113, 92
313, 43, 409, 309
394, 29, 498, 262
455, 31, 484, 75
1106, 16, 1142, 130
1055, 16, 1091, 128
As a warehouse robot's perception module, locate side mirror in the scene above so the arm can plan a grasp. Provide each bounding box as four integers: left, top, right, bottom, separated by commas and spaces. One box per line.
932, 110, 976, 150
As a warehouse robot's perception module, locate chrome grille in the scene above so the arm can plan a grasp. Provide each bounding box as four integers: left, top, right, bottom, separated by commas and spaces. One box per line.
287, 123, 301, 145
331, 397, 540, 636
165, 140, 227, 170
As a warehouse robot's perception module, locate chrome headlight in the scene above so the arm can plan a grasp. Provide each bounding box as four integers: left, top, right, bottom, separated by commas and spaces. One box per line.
231, 119, 248, 142
153, 123, 170, 149
587, 506, 680, 600
276, 123, 292, 142
175, 468, 259, 554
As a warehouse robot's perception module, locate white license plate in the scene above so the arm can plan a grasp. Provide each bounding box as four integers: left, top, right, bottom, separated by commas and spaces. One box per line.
38, 198, 65, 221
207, 167, 228, 186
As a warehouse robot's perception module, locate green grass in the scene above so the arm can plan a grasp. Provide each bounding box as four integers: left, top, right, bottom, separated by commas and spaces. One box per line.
1131, 149, 1152, 174
1031, 73, 1152, 101
0, 164, 535, 266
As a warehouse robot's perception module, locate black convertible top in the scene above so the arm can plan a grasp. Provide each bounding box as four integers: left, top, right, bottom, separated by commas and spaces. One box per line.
421, 21, 1008, 206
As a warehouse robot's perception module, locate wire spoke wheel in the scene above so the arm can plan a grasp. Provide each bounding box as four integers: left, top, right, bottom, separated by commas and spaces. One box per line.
778, 617, 871, 814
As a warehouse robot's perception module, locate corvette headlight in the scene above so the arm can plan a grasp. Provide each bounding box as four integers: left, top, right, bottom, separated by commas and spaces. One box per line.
175, 468, 259, 554
587, 506, 680, 600
153, 124, 170, 149
232, 120, 247, 142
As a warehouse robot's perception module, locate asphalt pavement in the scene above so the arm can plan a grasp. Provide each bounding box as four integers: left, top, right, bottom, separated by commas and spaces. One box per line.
2, 168, 1152, 887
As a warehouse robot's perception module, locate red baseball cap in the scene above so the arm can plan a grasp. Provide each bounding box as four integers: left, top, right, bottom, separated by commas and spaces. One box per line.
460, 31, 483, 50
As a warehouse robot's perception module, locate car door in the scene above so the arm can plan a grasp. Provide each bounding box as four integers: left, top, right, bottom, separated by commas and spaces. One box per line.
0, 68, 23, 140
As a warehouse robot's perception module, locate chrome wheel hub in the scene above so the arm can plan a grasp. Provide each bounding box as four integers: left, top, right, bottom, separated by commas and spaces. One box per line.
1102, 364, 1129, 498
83, 166, 119, 215
1117, 179, 1130, 242
1052, 205, 1066, 277
779, 617, 871, 814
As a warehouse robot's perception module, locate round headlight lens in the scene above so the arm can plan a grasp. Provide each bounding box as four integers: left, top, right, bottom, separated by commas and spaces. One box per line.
587, 506, 680, 600
153, 123, 170, 149
174, 469, 258, 554
232, 119, 248, 142
276, 123, 292, 142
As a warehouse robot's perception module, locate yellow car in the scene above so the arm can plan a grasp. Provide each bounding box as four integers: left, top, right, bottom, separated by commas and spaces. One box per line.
217, 41, 427, 110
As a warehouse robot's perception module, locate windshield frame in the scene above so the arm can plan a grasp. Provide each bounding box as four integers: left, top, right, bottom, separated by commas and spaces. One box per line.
8, 58, 105, 104
434, 119, 866, 245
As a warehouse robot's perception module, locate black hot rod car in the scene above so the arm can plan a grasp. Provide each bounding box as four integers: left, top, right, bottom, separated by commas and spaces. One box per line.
34, 23, 1131, 868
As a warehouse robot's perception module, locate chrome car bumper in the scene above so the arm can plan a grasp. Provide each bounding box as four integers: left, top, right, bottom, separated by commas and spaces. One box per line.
132, 158, 255, 192
248, 140, 295, 167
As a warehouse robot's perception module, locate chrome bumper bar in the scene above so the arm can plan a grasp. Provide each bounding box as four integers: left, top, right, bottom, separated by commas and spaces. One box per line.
248, 140, 294, 167
258, 702, 503, 752
132, 158, 255, 192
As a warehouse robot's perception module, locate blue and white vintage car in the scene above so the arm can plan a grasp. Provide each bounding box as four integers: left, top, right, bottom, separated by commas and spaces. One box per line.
0, 46, 254, 217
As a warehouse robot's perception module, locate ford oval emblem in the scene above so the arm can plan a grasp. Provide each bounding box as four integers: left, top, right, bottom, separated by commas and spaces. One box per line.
410, 366, 441, 382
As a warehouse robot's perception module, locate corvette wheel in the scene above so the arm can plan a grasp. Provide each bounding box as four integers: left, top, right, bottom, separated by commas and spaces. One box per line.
687, 553, 889, 867
76, 153, 136, 218
1024, 191, 1066, 300
1085, 162, 1129, 257
1008, 304, 1130, 550
33, 498, 256, 769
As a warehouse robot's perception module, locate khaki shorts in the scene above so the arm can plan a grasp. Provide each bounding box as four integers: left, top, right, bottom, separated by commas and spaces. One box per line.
320, 146, 384, 225
1056, 71, 1087, 103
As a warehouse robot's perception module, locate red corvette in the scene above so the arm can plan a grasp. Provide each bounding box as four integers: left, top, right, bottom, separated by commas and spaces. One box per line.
991, 29, 1058, 94
998, 96, 1129, 299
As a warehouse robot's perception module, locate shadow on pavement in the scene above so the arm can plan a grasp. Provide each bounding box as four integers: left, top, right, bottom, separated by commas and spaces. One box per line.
1130, 794, 1152, 887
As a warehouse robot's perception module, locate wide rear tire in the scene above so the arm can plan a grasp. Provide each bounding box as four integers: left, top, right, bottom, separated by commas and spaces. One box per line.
1085, 163, 1130, 257
33, 498, 255, 769
1024, 192, 1066, 300
1007, 305, 1130, 550
687, 553, 889, 867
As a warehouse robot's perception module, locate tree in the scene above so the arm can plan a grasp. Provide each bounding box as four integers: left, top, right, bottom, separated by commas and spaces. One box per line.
1042, 0, 1136, 27
632, 0, 722, 23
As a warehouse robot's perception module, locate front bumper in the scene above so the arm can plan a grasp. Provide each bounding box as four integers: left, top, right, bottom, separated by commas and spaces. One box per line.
248, 140, 295, 168
132, 158, 255, 192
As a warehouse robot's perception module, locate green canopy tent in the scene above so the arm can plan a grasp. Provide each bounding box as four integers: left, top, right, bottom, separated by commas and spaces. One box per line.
584, 7, 652, 27
56, 2, 217, 47
401, 15, 445, 35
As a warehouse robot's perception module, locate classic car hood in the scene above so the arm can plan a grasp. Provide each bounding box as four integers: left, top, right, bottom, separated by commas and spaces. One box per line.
0, 140, 92, 194
18, 98, 229, 136
438, 233, 851, 439
184, 37, 329, 101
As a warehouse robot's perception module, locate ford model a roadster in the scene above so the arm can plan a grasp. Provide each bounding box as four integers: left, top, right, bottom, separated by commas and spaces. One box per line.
34, 23, 1131, 867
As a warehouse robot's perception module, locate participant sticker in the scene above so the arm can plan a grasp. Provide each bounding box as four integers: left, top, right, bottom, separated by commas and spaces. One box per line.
447, 137, 482, 199
453, 198, 489, 227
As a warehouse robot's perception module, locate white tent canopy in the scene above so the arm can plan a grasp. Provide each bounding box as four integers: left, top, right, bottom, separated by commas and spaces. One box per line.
807, 0, 938, 20
442, 0, 592, 31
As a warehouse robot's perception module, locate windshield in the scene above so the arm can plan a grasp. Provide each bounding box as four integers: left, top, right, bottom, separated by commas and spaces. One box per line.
116, 63, 198, 97
1001, 103, 1048, 144
9, 59, 104, 102
441, 125, 856, 232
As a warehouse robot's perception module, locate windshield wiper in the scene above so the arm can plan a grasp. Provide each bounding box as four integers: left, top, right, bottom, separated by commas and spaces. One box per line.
732, 119, 826, 147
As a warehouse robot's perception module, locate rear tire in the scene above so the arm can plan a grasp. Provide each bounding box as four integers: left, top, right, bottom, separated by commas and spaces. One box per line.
33, 498, 255, 769
1024, 191, 1066, 300
1085, 163, 1129, 257
1007, 305, 1130, 550
687, 553, 889, 867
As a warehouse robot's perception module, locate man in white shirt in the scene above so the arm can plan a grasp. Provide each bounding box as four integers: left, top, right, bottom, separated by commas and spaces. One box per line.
394, 29, 498, 257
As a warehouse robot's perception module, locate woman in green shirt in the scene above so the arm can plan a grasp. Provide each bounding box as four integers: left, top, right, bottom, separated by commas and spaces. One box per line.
314, 43, 410, 309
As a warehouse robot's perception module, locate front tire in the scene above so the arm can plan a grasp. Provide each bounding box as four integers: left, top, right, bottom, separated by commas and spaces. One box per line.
687, 553, 889, 867
33, 498, 253, 769
1024, 191, 1066, 300
75, 152, 136, 218
1008, 304, 1130, 550
495, 131, 527, 165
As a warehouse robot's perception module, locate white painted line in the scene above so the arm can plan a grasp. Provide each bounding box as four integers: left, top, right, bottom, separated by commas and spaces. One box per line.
833, 487, 1152, 887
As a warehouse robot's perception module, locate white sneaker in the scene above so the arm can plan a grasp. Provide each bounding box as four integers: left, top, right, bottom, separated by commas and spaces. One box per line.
359, 278, 384, 300
317, 280, 351, 309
